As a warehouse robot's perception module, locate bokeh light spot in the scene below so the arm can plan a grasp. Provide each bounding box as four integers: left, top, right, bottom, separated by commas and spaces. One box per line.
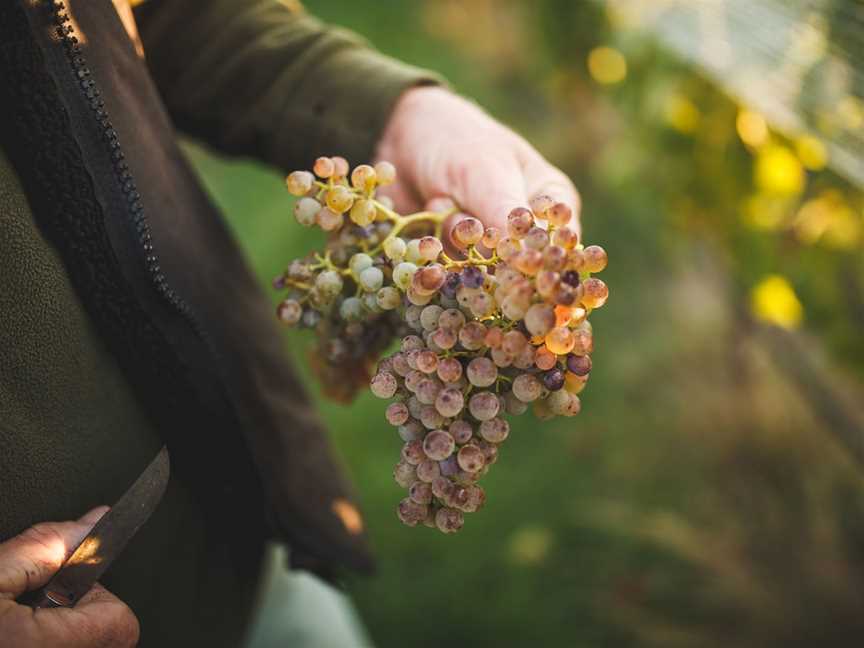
755, 145, 804, 195
750, 275, 804, 329
508, 526, 553, 566
736, 109, 768, 148
795, 135, 828, 171
665, 94, 701, 133
587, 46, 627, 85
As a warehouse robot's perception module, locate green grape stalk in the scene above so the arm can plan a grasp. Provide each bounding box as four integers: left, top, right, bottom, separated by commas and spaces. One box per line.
275, 156, 608, 533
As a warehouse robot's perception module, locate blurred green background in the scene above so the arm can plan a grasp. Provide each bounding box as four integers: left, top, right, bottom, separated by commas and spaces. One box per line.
184, 1, 864, 646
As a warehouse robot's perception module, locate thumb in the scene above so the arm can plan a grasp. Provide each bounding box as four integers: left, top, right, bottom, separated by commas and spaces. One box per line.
0, 506, 109, 598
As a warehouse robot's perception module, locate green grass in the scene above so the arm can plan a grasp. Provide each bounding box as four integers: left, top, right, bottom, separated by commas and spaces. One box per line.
182, 2, 864, 646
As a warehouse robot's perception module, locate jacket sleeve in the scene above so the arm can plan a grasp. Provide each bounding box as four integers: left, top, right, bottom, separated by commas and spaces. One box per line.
134, 0, 442, 171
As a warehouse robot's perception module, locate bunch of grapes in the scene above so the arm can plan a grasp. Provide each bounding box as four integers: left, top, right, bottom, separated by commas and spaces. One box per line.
276, 156, 608, 533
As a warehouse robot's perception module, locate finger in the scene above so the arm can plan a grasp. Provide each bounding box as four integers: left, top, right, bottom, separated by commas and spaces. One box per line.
443, 152, 528, 248
30, 584, 140, 648
0, 507, 109, 599
375, 180, 423, 216
523, 157, 582, 237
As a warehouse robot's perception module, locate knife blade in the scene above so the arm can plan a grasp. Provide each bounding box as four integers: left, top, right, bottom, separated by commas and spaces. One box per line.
19, 446, 170, 609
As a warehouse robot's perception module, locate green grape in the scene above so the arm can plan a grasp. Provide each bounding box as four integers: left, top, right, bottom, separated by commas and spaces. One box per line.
383, 236, 407, 261
315, 270, 343, 298
350, 199, 377, 226
376, 286, 402, 310
405, 239, 423, 264
325, 185, 354, 214
285, 170, 314, 196
392, 262, 418, 290
359, 266, 384, 292
350, 164, 376, 191
374, 160, 397, 185
294, 196, 319, 226
512, 373, 542, 402
339, 296, 364, 321
420, 305, 443, 331
315, 207, 343, 231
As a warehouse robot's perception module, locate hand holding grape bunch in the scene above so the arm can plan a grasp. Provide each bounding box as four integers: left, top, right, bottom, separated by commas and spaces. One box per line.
277, 154, 607, 533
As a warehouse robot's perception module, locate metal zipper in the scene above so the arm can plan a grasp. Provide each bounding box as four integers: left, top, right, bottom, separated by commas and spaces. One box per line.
44, 0, 204, 340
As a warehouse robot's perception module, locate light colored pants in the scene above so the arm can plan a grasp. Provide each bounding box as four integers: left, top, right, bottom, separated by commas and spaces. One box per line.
243, 544, 373, 648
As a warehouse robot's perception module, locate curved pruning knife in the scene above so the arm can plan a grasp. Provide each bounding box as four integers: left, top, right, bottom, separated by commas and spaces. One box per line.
18, 446, 170, 608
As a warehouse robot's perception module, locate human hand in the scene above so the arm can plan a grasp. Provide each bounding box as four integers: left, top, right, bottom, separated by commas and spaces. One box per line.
376, 86, 581, 245
0, 508, 140, 648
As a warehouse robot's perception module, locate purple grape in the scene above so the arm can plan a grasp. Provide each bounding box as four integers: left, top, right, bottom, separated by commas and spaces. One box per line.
440, 272, 462, 299
566, 354, 592, 376
460, 266, 485, 289
439, 455, 459, 476
561, 270, 581, 287
542, 368, 565, 391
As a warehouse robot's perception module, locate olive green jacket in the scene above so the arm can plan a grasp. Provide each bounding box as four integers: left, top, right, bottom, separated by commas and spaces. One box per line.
0, 1, 436, 645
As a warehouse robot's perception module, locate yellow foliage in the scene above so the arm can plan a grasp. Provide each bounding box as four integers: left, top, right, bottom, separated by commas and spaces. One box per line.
793, 190, 862, 249
795, 135, 828, 171
755, 145, 804, 195
588, 46, 627, 85
736, 109, 768, 148
665, 94, 701, 133
750, 275, 803, 329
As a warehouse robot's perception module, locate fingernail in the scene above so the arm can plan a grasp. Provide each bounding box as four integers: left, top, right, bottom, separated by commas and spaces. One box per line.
78, 505, 110, 525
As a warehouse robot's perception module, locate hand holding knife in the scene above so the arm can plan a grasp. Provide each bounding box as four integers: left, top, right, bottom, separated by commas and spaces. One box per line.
15, 446, 170, 609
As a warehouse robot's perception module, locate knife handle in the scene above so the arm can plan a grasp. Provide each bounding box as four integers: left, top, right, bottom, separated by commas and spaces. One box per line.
17, 587, 72, 609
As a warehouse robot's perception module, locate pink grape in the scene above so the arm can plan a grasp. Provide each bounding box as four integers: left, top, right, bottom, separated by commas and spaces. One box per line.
479, 417, 510, 443
371, 372, 398, 398
449, 420, 473, 445
401, 440, 425, 465
466, 357, 498, 387
436, 357, 463, 383
457, 445, 486, 473
416, 458, 442, 482
423, 429, 456, 461
435, 388, 465, 418
468, 392, 500, 421
435, 508, 464, 533
386, 402, 410, 426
